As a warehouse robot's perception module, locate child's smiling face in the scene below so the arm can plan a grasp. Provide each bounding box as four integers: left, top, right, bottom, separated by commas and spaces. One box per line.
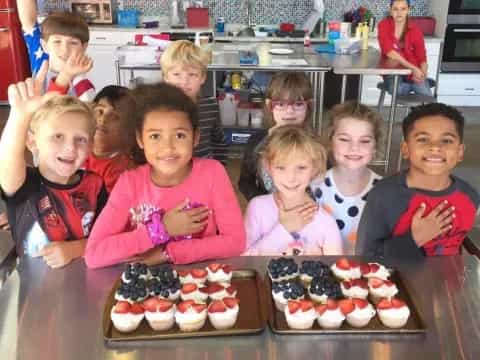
136, 109, 199, 186
93, 98, 125, 155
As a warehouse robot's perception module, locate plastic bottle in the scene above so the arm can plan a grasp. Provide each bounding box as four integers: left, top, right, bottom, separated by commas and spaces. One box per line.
304, 31, 311, 47
361, 23, 369, 50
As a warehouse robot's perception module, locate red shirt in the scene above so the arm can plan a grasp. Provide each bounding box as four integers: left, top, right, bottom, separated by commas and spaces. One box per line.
378, 17, 427, 80
84, 153, 132, 193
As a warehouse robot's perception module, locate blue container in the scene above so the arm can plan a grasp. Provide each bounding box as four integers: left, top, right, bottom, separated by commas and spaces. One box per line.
117, 9, 140, 28
216, 17, 225, 33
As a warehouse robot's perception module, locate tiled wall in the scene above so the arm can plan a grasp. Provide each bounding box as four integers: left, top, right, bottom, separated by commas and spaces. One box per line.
43, 0, 431, 26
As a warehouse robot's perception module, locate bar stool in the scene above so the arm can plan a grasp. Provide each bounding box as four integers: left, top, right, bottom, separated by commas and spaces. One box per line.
376, 78, 436, 171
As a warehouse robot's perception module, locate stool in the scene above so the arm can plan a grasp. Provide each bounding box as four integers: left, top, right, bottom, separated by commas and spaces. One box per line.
376, 78, 436, 172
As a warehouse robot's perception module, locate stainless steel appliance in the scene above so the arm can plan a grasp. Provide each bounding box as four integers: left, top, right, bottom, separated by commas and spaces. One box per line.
70, 0, 113, 24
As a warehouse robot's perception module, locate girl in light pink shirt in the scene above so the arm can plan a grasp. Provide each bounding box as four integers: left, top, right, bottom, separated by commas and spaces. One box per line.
85, 83, 245, 268
244, 126, 343, 256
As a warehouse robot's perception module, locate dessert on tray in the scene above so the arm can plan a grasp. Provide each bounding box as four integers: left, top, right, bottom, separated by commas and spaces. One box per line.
268, 258, 299, 282
115, 278, 148, 303
315, 299, 346, 329
271, 280, 305, 311
206, 263, 233, 283
110, 301, 145, 333
121, 262, 151, 283
330, 257, 362, 280
175, 300, 208, 331
284, 300, 317, 330
143, 298, 176, 331
207, 297, 240, 330
340, 278, 369, 299
178, 268, 208, 284
368, 277, 399, 303
339, 298, 376, 328
206, 282, 238, 300
376, 297, 411, 328
299, 260, 331, 286
308, 276, 342, 304
360, 262, 391, 280
147, 277, 181, 301
180, 283, 209, 302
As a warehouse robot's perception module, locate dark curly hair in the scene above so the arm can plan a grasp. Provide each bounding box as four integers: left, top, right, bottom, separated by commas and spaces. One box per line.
402, 103, 465, 142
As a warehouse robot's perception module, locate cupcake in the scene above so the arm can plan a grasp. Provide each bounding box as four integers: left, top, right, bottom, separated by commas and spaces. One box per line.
178, 269, 208, 285
206, 282, 238, 300
339, 298, 376, 328
122, 262, 150, 283
299, 260, 331, 286
330, 258, 362, 281
206, 263, 233, 283
271, 280, 305, 312
110, 301, 145, 333
341, 279, 369, 299
115, 278, 148, 303
368, 277, 399, 303
149, 263, 178, 282
268, 258, 299, 282
180, 283, 209, 302
284, 300, 317, 330
175, 300, 208, 331
360, 262, 391, 280
207, 297, 240, 330
376, 297, 411, 328
143, 298, 176, 331
315, 299, 346, 329
147, 277, 181, 301
308, 276, 342, 304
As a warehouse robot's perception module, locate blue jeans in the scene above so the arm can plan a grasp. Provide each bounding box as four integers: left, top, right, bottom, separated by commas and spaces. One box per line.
383, 75, 433, 96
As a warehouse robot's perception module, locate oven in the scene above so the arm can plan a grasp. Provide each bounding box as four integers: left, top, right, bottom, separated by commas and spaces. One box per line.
448, 0, 480, 23
442, 24, 480, 72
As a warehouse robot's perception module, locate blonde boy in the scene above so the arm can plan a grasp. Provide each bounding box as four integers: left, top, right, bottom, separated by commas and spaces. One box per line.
161, 40, 227, 163
18, 0, 95, 101
0, 69, 107, 268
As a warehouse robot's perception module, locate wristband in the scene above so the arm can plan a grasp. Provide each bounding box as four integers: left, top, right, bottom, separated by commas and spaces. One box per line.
47, 77, 69, 95
146, 211, 170, 245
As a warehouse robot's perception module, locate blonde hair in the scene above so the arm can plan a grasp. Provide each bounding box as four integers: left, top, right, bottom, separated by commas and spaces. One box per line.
264, 72, 313, 127
326, 101, 382, 146
261, 125, 327, 178
31, 96, 95, 138
41, 12, 89, 43
160, 40, 210, 75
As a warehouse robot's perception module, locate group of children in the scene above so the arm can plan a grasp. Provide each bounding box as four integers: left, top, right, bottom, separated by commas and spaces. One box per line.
0, 0, 478, 270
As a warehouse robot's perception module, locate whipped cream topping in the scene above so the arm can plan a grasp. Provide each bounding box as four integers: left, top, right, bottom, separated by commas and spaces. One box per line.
369, 284, 399, 298
285, 307, 317, 321
341, 284, 369, 299
179, 274, 206, 285
207, 268, 232, 283
110, 307, 144, 330
180, 288, 208, 302
331, 264, 362, 280
175, 307, 207, 324
377, 306, 410, 319
363, 263, 391, 280
145, 305, 176, 321
317, 307, 346, 322
347, 303, 376, 320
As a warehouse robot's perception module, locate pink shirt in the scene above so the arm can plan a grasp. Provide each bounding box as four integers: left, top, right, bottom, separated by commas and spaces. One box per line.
85, 158, 246, 268
244, 194, 343, 256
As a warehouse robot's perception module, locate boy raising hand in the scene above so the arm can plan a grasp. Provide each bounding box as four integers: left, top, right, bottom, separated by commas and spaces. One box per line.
0, 64, 107, 268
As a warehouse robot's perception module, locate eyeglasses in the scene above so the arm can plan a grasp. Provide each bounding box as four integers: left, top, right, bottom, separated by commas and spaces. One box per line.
270, 100, 310, 111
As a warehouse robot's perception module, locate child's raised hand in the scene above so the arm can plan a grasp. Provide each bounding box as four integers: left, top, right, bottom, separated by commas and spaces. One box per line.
62, 51, 93, 78
411, 201, 455, 247
7, 61, 54, 121
163, 199, 209, 237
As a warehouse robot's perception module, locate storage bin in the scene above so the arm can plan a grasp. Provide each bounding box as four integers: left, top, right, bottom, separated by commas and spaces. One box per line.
116, 45, 162, 65
117, 9, 140, 28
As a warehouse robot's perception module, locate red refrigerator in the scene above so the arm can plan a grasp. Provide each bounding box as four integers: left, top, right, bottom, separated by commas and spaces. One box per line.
0, 0, 31, 104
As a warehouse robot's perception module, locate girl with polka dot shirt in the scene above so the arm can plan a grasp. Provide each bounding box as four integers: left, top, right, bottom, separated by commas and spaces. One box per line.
244, 126, 343, 256
312, 102, 382, 255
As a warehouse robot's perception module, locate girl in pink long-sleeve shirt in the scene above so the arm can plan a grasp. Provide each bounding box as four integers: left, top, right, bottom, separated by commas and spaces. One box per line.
244, 126, 343, 256
85, 83, 246, 268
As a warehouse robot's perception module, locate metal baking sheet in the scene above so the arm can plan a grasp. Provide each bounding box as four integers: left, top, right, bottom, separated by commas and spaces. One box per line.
103, 269, 267, 342
266, 270, 426, 335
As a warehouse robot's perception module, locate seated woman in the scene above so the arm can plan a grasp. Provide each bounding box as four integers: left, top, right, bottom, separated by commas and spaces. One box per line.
378, 0, 432, 96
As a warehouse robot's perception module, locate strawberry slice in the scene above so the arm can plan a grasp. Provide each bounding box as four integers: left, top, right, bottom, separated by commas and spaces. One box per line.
368, 277, 384, 289
208, 300, 227, 313
287, 301, 300, 314
316, 304, 328, 315
177, 270, 190, 277
349, 260, 360, 268
207, 283, 225, 294
327, 299, 338, 310
352, 298, 368, 309
198, 286, 209, 294
114, 301, 130, 314
342, 280, 352, 289
369, 263, 380, 273
299, 299, 314, 312
208, 263, 222, 273
181, 283, 198, 294
222, 265, 232, 274
223, 297, 239, 308
384, 280, 394, 287
360, 263, 371, 275
338, 299, 354, 315
377, 299, 393, 310
143, 298, 158, 312
191, 269, 207, 278
352, 279, 368, 289
177, 300, 195, 313
226, 285, 237, 295
193, 303, 207, 313
336, 257, 350, 270
157, 299, 173, 312
130, 303, 145, 314
392, 298, 407, 309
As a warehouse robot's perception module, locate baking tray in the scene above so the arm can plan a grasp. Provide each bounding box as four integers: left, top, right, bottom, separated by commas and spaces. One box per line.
266, 271, 426, 335
103, 269, 267, 342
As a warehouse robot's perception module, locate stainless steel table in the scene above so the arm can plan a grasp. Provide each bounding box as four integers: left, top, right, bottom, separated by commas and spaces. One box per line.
1, 255, 480, 359
319, 48, 412, 173
115, 43, 331, 131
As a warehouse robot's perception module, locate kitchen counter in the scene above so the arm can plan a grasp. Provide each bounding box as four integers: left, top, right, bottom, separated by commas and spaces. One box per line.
1, 255, 479, 359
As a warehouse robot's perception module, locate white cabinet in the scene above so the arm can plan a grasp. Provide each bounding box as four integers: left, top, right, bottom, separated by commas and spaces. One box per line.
360, 40, 442, 105
437, 74, 480, 106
